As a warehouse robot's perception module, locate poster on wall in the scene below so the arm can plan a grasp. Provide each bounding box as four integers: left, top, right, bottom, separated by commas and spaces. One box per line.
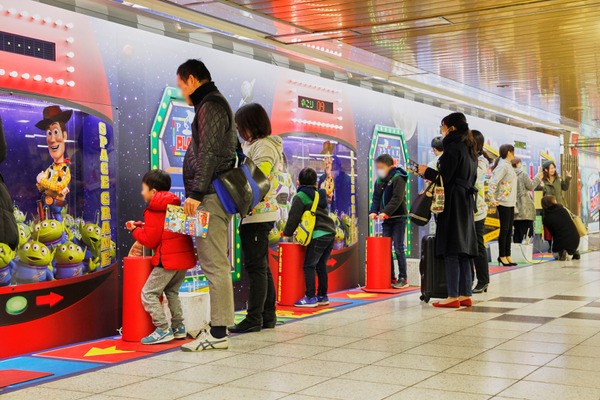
579, 150, 600, 232
368, 125, 411, 254
150, 87, 241, 291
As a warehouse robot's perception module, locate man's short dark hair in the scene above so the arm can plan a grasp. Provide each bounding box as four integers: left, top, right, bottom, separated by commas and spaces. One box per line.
431, 136, 444, 152
142, 169, 171, 192
375, 154, 394, 167
298, 167, 317, 186
177, 59, 212, 83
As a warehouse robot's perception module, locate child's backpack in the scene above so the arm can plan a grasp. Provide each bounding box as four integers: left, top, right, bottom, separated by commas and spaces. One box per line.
294, 191, 319, 246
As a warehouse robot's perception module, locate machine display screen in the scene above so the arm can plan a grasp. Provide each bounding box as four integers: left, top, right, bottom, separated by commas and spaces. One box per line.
298, 96, 334, 114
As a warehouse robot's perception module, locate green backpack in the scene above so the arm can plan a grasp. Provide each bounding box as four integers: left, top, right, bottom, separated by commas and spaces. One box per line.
294, 191, 319, 246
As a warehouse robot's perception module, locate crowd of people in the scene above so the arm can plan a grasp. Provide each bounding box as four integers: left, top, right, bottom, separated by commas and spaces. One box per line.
126, 59, 583, 349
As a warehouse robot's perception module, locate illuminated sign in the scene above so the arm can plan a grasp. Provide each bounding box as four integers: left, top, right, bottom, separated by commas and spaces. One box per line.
298, 95, 334, 114
0, 31, 56, 61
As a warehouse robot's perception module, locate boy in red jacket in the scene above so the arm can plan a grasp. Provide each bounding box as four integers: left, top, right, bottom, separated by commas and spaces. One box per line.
126, 170, 197, 345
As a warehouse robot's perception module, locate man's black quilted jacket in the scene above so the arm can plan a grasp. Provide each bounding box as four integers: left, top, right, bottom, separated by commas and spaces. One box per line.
183, 82, 237, 201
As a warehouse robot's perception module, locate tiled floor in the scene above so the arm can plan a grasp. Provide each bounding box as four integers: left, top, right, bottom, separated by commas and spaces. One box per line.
4, 251, 600, 400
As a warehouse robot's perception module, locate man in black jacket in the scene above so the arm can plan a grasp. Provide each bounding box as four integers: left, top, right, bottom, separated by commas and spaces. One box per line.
369, 154, 409, 289
177, 59, 238, 352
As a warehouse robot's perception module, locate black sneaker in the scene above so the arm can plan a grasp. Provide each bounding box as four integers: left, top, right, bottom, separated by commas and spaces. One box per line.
559, 250, 567, 261
227, 319, 261, 334
573, 251, 581, 260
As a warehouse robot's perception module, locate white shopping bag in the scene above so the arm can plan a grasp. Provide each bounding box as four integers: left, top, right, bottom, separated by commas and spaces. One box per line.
163, 291, 211, 338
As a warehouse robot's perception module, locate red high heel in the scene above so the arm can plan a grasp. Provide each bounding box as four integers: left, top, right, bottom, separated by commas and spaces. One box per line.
460, 298, 473, 307
432, 300, 460, 308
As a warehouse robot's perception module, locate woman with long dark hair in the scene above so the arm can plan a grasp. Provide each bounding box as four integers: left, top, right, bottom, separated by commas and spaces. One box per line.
541, 161, 571, 205
418, 112, 478, 308
228, 103, 282, 333
488, 144, 517, 266
471, 130, 491, 293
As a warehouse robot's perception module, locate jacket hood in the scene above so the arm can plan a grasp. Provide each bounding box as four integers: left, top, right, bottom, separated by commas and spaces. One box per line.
515, 168, 525, 176
393, 167, 408, 180
265, 136, 283, 152
148, 191, 181, 211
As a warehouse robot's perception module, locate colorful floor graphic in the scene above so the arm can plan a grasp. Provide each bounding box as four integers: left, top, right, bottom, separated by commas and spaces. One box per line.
0, 254, 553, 393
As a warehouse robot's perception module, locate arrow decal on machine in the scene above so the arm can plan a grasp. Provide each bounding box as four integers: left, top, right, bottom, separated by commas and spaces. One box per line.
36, 292, 63, 308
84, 346, 134, 357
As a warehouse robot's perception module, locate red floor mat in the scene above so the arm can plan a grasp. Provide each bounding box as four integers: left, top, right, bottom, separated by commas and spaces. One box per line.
114, 338, 193, 353
0, 370, 53, 388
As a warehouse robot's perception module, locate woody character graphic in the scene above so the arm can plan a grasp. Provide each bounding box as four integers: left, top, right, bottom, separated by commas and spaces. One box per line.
35, 106, 72, 222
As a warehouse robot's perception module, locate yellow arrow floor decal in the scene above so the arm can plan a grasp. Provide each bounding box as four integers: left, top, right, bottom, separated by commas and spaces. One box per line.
84, 346, 135, 357
347, 293, 377, 299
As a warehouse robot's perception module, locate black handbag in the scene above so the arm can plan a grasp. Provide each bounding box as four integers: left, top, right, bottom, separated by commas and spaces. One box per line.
190, 94, 270, 217
409, 181, 435, 226
213, 147, 270, 217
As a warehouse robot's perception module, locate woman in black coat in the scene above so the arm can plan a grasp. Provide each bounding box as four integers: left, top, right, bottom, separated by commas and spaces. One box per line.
418, 112, 478, 308
541, 195, 580, 260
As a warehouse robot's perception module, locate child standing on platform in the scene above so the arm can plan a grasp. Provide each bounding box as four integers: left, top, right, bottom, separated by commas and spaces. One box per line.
282, 167, 336, 308
369, 154, 409, 289
126, 169, 197, 345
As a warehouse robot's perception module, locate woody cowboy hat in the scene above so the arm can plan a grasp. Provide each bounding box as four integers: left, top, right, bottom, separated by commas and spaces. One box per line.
35, 105, 73, 130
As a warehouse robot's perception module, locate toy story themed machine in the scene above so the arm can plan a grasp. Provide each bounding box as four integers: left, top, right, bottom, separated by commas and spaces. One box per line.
0, 1, 118, 358
269, 72, 360, 292
149, 87, 242, 291
368, 125, 411, 253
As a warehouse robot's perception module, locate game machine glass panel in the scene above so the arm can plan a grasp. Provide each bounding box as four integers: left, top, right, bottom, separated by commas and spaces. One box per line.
0, 1, 119, 358
0, 94, 118, 358
270, 74, 360, 293
368, 125, 411, 255
150, 87, 241, 291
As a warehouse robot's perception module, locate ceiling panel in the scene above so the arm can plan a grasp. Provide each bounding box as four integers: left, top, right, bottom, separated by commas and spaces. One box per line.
203, 0, 600, 125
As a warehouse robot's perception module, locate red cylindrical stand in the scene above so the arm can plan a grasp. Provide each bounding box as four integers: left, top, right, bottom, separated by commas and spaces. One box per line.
365, 236, 392, 291
277, 243, 306, 306
122, 256, 155, 342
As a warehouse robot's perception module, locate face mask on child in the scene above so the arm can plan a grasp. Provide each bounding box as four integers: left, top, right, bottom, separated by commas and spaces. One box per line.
376, 168, 388, 179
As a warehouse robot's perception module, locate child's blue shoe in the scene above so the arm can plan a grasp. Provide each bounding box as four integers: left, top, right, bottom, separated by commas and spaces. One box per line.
173, 324, 187, 339
141, 327, 174, 345
295, 296, 318, 308
317, 296, 330, 306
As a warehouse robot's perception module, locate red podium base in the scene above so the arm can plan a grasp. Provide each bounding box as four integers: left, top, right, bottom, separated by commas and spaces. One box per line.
122, 256, 155, 342
277, 243, 306, 306
364, 236, 392, 293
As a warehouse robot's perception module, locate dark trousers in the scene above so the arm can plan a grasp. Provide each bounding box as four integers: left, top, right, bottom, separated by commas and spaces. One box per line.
445, 254, 473, 298
513, 220, 534, 244
382, 217, 407, 280
303, 235, 334, 298
473, 219, 489, 285
497, 205, 515, 257
240, 222, 276, 325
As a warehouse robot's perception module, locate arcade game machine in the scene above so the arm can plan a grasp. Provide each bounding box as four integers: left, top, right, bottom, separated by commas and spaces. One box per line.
368, 125, 411, 253
149, 87, 242, 291
269, 72, 360, 293
0, 4, 118, 358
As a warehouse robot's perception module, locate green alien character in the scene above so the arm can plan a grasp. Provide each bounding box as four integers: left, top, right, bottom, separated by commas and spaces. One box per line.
54, 241, 86, 279
12, 241, 55, 284
110, 240, 117, 263
0, 243, 16, 286
18, 223, 31, 247
13, 206, 26, 224
33, 219, 66, 247
77, 220, 101, 272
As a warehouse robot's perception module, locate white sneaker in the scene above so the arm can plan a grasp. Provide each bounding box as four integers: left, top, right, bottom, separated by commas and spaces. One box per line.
180, 327, 229, 352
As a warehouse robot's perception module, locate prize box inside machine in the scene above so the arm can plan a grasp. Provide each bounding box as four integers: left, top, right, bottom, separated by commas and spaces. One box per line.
269, 74, 360, 293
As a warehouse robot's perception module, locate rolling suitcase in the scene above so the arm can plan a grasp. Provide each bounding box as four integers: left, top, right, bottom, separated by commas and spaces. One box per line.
419, 235, 447, 303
